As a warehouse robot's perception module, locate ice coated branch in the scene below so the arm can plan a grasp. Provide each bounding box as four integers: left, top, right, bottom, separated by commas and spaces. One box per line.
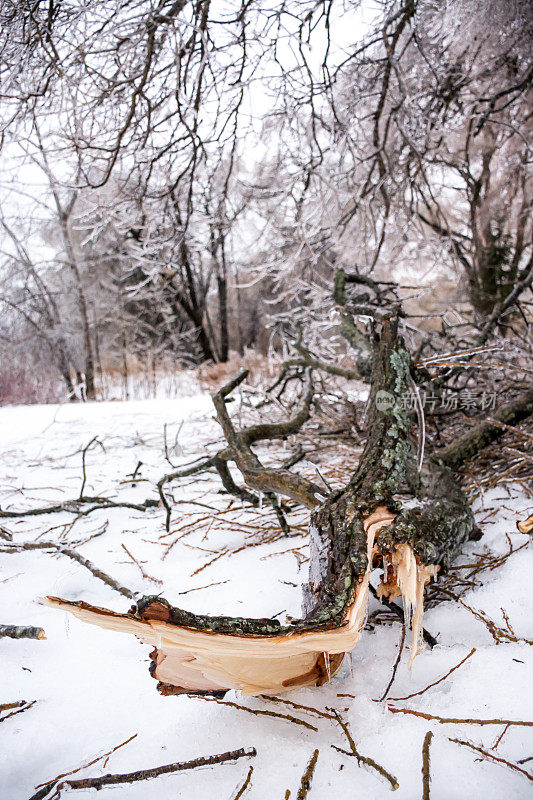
0, 497, 158, 519
433, 390, 533, 470
0, 625, 45, 640
157, 366, 325, 530
29, 747, 256, 800
2, 540, 135, 600
46, 314, 486, 696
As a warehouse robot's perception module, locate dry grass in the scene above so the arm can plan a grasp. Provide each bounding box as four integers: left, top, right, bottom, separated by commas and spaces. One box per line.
197, 350, 280, 390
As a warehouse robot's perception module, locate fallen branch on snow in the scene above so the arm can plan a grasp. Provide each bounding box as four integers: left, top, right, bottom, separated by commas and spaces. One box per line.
28, 747, 256, 800
0, 624, 45, 639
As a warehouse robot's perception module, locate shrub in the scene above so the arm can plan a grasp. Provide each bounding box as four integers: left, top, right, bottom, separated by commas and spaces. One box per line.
0, 366, 62, 406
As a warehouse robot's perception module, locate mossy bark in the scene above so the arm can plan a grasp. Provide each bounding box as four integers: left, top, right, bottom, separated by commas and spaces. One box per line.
135, 316, 477, 640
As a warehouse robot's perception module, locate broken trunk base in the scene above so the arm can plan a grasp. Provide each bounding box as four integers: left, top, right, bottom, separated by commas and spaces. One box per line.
44, 507, 436, 696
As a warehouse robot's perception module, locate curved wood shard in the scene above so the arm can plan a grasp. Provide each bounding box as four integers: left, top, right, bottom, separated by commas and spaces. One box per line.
378, 543, 438, 667
517, 514, 533, 535
44, 509, 395, 696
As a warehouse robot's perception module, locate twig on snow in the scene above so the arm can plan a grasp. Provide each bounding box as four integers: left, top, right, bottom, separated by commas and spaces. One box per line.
0, 700, 36, 723
0, 624, 45, 640
34, 733, 138, 790
422, 731, 433, 800
2, 540, 135, 599
232, 765, 254, 800
296, 749, 319, 800
376, 624, 406, 702
120, 543, 162, 586
449, 737, 533, 783
28, 747, 256, 800
388, 648, 476, 702
329, 709, 399, 790
191, 695, 318, 732
388, 707, 533, 727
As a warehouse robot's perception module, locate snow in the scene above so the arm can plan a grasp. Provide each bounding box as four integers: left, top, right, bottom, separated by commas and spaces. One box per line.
1, 397, 532, 799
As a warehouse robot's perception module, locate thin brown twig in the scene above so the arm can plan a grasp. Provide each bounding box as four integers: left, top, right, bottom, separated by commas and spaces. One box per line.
2, 540, 134, 599
449, 737, 533, 783
121, 543, 162, 585
388, 648, 476, 702
388, 707, 533, 727
0, 496, 157, 519
191, 695, 318, 731
34, 733, 138, 790
296, 750, 319, 800
376, 624, 406, 702
189, 549, 229, 575
0, 700, 27, 713
232, 765, 254, 800
438, 588, 532, 644
491, 723, 511, 751
264, 695, 399, 789
422, 731, 433, 800
0, 699, 36, 722
484, 417, 533, 441
177, 580, 230, 595
329, 709, 399, 790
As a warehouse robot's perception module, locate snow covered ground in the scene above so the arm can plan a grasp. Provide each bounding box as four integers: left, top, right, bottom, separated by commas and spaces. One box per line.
1, 395, 532, 799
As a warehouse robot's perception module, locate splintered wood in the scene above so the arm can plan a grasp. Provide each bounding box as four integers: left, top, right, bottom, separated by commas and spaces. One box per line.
377, 543, 437, 668
43, 508, 387, 695
517, 513, 533, 534
44, 506, 436, 696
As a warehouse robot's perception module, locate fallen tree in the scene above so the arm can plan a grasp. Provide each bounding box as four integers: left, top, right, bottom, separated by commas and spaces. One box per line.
45, 314, 533, 696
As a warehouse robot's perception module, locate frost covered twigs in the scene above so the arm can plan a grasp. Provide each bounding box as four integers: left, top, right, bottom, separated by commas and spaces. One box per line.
449, 737, 533, 784
375, 624, 406, 702
33, 733, 138, 792
295, 748, 319, 800
231, 766, 254, 800
329, 708, 399, 791
437, 588, 533, 645
190, 695, 319, 732
0, 700, 36, 723
0, 436, 158, 521
28, 747, 257, 800
120, 543, 162, 586
0, 624, 45, 640
387, 708, 533, 727
1, 540, 135, 599
157, 367, 324, 531
387, 647, 476, 702
421, 731, 433, 800
0, 496, 158, 519
264, 696, 399, 791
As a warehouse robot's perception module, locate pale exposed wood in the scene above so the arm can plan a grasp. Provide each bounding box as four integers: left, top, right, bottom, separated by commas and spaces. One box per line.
44, 508, 397, 696
517, 514, 533, 534
377, 544, 438, 668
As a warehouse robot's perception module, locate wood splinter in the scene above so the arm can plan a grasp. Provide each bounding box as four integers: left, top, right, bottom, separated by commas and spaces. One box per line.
0, 624, 45, 640
44, 507, 400, 696
517, 514, 533, 535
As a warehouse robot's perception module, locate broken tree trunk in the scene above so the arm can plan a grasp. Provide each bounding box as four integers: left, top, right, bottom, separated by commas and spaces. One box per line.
45, 316, 508, 696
